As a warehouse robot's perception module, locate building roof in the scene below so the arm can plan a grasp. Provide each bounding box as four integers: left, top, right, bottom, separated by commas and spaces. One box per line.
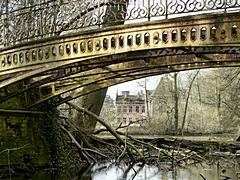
116, 91, 145, 104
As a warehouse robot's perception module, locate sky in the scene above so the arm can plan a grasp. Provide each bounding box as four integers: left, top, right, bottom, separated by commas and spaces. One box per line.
106, 75, 162, 100
106, 69, 210, 100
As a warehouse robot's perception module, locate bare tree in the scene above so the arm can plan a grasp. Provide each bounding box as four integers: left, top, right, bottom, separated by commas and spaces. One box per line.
179, 70, 200, 135
173, 72, 179, 135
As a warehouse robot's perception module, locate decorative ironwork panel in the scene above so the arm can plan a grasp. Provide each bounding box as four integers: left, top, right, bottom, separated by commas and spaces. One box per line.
0, 0, 239, 47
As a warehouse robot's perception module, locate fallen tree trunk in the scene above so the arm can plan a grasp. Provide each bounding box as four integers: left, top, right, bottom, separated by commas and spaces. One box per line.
66, 102, 145, 162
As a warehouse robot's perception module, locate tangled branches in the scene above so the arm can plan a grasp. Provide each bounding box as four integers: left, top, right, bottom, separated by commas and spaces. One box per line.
60, 102, 207, 168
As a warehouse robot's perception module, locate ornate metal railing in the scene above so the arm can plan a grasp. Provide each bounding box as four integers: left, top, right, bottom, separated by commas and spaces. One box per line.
0, 0, 239, 47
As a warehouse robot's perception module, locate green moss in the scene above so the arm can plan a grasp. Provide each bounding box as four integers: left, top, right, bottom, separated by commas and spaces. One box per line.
0, 84, 63, 171
38, 101, 64, 169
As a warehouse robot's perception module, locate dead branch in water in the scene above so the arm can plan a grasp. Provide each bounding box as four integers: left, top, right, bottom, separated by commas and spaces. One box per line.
59, 102, 215, 167
66, 102, 145, 162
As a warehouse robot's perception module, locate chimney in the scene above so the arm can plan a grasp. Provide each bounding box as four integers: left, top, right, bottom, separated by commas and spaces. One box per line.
122, 91, 130, 98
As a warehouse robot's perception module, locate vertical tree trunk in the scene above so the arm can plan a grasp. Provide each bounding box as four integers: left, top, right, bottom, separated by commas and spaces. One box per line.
75, 88, 108, 132
179, 70, 199, 135
144, 78, 150, 120
196, 77, 204, 131
173, 73, 179, 135
216, 75, 221, 128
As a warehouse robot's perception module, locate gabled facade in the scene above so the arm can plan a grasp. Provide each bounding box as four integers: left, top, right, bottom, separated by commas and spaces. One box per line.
115, 91, 146, 125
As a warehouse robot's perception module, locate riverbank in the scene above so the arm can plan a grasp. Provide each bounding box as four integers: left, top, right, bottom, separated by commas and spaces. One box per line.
1, 133, 240, 179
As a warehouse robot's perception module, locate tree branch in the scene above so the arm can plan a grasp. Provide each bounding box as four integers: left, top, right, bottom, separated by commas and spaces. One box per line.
66, 102, 145, 162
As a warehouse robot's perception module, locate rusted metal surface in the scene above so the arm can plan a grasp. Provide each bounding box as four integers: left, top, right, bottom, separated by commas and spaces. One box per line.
0, 108, 46, 116
0, 0, 239, 46
0, 13, 239, 80
29, 61, 240, 109
27, 51, 240, 108
0, 4, 239, 109
1, 44, 240, 107
0, 0, 240, 46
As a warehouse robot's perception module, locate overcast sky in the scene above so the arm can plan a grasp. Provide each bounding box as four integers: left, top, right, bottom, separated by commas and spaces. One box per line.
107, 75, 162, 100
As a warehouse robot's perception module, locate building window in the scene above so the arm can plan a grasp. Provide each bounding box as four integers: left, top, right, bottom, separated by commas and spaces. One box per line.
117, 118, 121, 122
123, 106, 127, 113
123, 118, 127, 123
129, 118, 132, 122
142, 106, 145, 113
117, 106, 121, 113
129, 106, 132, 113
136, 106, 139, 113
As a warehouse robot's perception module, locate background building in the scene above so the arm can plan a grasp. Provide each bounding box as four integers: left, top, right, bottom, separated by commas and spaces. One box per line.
115, 91, 146, 125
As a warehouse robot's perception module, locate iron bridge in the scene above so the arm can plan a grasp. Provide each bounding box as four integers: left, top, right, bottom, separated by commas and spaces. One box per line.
0, 0, 240, 111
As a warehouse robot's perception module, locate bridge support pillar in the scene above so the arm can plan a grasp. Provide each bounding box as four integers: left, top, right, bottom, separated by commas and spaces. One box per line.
0, 85, 61, 172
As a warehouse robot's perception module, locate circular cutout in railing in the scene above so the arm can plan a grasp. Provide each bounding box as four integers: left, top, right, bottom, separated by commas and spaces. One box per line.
111, 37, 116, 49
80, 41, 86, 52
144, 33, 150, 45
181, 29, 187, 42
103, 38, 108, 50
73, 43, 78, 53
88, 40, 93, 52
232, 24, 238, 39
95, 39, 101, 51
127, 35, 133, 46
172, 30, 177, 42
153, 32, 160, 44
19, 53, 24, 63
200, 27, 207, 41
32, 50, 37, 61
136, 34, 141, 46
13, 54, 18, 65
52, 46, 57, 56
162, 31, 168, 43
45, 48, 50, 59
119, 36, 124, 48
38, 49, 43, 60
191, 28, 197, 41
66, 44, 71, 55
25, 52, 30, 63
59, 45, 64, 56
210, 26, 217, 41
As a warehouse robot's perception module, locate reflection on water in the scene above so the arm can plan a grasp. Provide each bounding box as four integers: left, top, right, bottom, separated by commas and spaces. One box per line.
3, 159, 240, 179
82, 160, 240, 180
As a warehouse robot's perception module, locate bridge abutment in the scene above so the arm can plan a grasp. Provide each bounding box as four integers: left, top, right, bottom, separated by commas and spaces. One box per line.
0, 85, 62, 172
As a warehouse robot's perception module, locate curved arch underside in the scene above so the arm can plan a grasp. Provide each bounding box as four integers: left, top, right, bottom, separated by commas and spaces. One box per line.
0, 12, 240, 109
1, 47, 240, 110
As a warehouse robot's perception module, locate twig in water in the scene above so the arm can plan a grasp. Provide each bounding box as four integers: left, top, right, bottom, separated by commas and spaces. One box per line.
200, 173, 206, 180
0, 144, 30, 180
116, 123, 129, 163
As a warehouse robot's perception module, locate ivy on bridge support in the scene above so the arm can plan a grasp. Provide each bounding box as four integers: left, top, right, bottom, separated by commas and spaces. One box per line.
0, 83, 62, 172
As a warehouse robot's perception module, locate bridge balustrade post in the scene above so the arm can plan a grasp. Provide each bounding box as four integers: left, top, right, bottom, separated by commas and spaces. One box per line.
97, 0, 101, 27
148, 0, 151, 21
40, 1, 44, 38
4, 0, 9, 46
52, 0, 57, 35
224, 0, 227, 14
165, 0, 168, 19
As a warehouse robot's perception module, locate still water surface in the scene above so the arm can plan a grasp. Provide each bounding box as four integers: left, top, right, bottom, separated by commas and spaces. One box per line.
79, 161, 240, 180
10, 159, 240, 179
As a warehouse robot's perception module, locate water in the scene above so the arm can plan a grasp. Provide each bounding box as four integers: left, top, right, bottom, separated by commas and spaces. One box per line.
3, 159, 240, 179
80, 160, 240, 180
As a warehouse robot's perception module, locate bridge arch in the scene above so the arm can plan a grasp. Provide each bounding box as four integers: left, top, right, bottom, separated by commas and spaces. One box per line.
26, 51, 240, 109
0, 13, 240, 109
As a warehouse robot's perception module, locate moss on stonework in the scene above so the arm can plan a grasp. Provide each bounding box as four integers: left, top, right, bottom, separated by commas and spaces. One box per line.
0, 115, 50, 169
0, 84, 63, 171
38, 100, 64, 169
